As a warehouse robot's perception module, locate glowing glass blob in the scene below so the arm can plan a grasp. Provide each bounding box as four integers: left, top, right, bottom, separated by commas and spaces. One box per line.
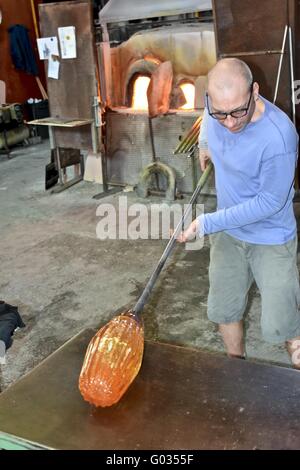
79, 312, 144, 407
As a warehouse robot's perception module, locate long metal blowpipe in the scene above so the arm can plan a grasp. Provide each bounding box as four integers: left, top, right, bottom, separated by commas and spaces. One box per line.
79, 163, 213, 407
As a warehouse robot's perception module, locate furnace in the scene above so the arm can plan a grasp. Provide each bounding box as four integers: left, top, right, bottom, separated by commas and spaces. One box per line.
97, 0, 216, 196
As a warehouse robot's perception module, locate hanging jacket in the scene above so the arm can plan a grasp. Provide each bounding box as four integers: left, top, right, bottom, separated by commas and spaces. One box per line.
8, 24, 38, 76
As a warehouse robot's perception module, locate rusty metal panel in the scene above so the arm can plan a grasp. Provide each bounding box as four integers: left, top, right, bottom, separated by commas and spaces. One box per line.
212, 0, 292, 116
39, 1, 98, 150
213, 0, 288, 54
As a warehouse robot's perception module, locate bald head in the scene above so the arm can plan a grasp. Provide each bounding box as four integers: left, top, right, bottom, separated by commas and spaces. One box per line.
207, 59, 258, 133
208, 58, 253, 95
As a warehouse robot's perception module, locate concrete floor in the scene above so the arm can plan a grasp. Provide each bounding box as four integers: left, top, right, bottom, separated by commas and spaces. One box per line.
0, 140, 296, 391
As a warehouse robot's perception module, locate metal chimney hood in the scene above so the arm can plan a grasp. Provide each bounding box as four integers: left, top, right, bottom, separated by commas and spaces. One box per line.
99, 0, 212, 24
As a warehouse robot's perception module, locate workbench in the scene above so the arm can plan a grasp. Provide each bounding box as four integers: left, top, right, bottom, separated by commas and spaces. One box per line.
0, 328, 299, 450
28, 117, 97, 193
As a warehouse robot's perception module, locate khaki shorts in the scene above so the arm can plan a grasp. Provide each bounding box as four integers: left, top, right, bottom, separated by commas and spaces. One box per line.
208, 232, 300, 343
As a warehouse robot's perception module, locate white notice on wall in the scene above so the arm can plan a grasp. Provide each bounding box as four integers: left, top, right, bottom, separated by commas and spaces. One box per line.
48, 56, 60, 79
37, 37, 59, 60
58, 26, 76, 59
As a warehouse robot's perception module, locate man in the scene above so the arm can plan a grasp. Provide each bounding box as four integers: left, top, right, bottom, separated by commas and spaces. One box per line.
178, 58, 300, 368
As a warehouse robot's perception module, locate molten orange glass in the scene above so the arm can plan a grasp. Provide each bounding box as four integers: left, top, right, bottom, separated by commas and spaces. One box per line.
79, 312, 144, 407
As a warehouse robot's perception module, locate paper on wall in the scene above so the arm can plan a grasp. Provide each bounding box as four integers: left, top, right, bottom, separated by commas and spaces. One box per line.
58, 26, 76, 59
48, 56, 60, 79
37, 37, 59, 60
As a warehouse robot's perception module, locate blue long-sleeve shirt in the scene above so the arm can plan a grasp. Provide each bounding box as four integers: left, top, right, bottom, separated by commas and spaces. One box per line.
198, 97, 298, 244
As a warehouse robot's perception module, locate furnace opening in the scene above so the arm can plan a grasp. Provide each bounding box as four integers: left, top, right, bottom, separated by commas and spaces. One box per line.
179, 82, 195, 110
129, 74, 151, 110
128, 75, 196, 112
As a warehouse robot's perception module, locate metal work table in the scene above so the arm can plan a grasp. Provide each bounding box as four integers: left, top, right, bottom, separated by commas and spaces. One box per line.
28, 117, 97, 193
0, 328, 300, 450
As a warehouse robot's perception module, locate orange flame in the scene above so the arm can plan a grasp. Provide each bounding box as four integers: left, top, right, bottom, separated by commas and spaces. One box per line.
131, 76, 150, 110
179, 83, 195, 110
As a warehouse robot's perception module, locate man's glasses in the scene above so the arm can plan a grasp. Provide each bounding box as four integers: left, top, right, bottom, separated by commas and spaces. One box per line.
206, 82, 254, 121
